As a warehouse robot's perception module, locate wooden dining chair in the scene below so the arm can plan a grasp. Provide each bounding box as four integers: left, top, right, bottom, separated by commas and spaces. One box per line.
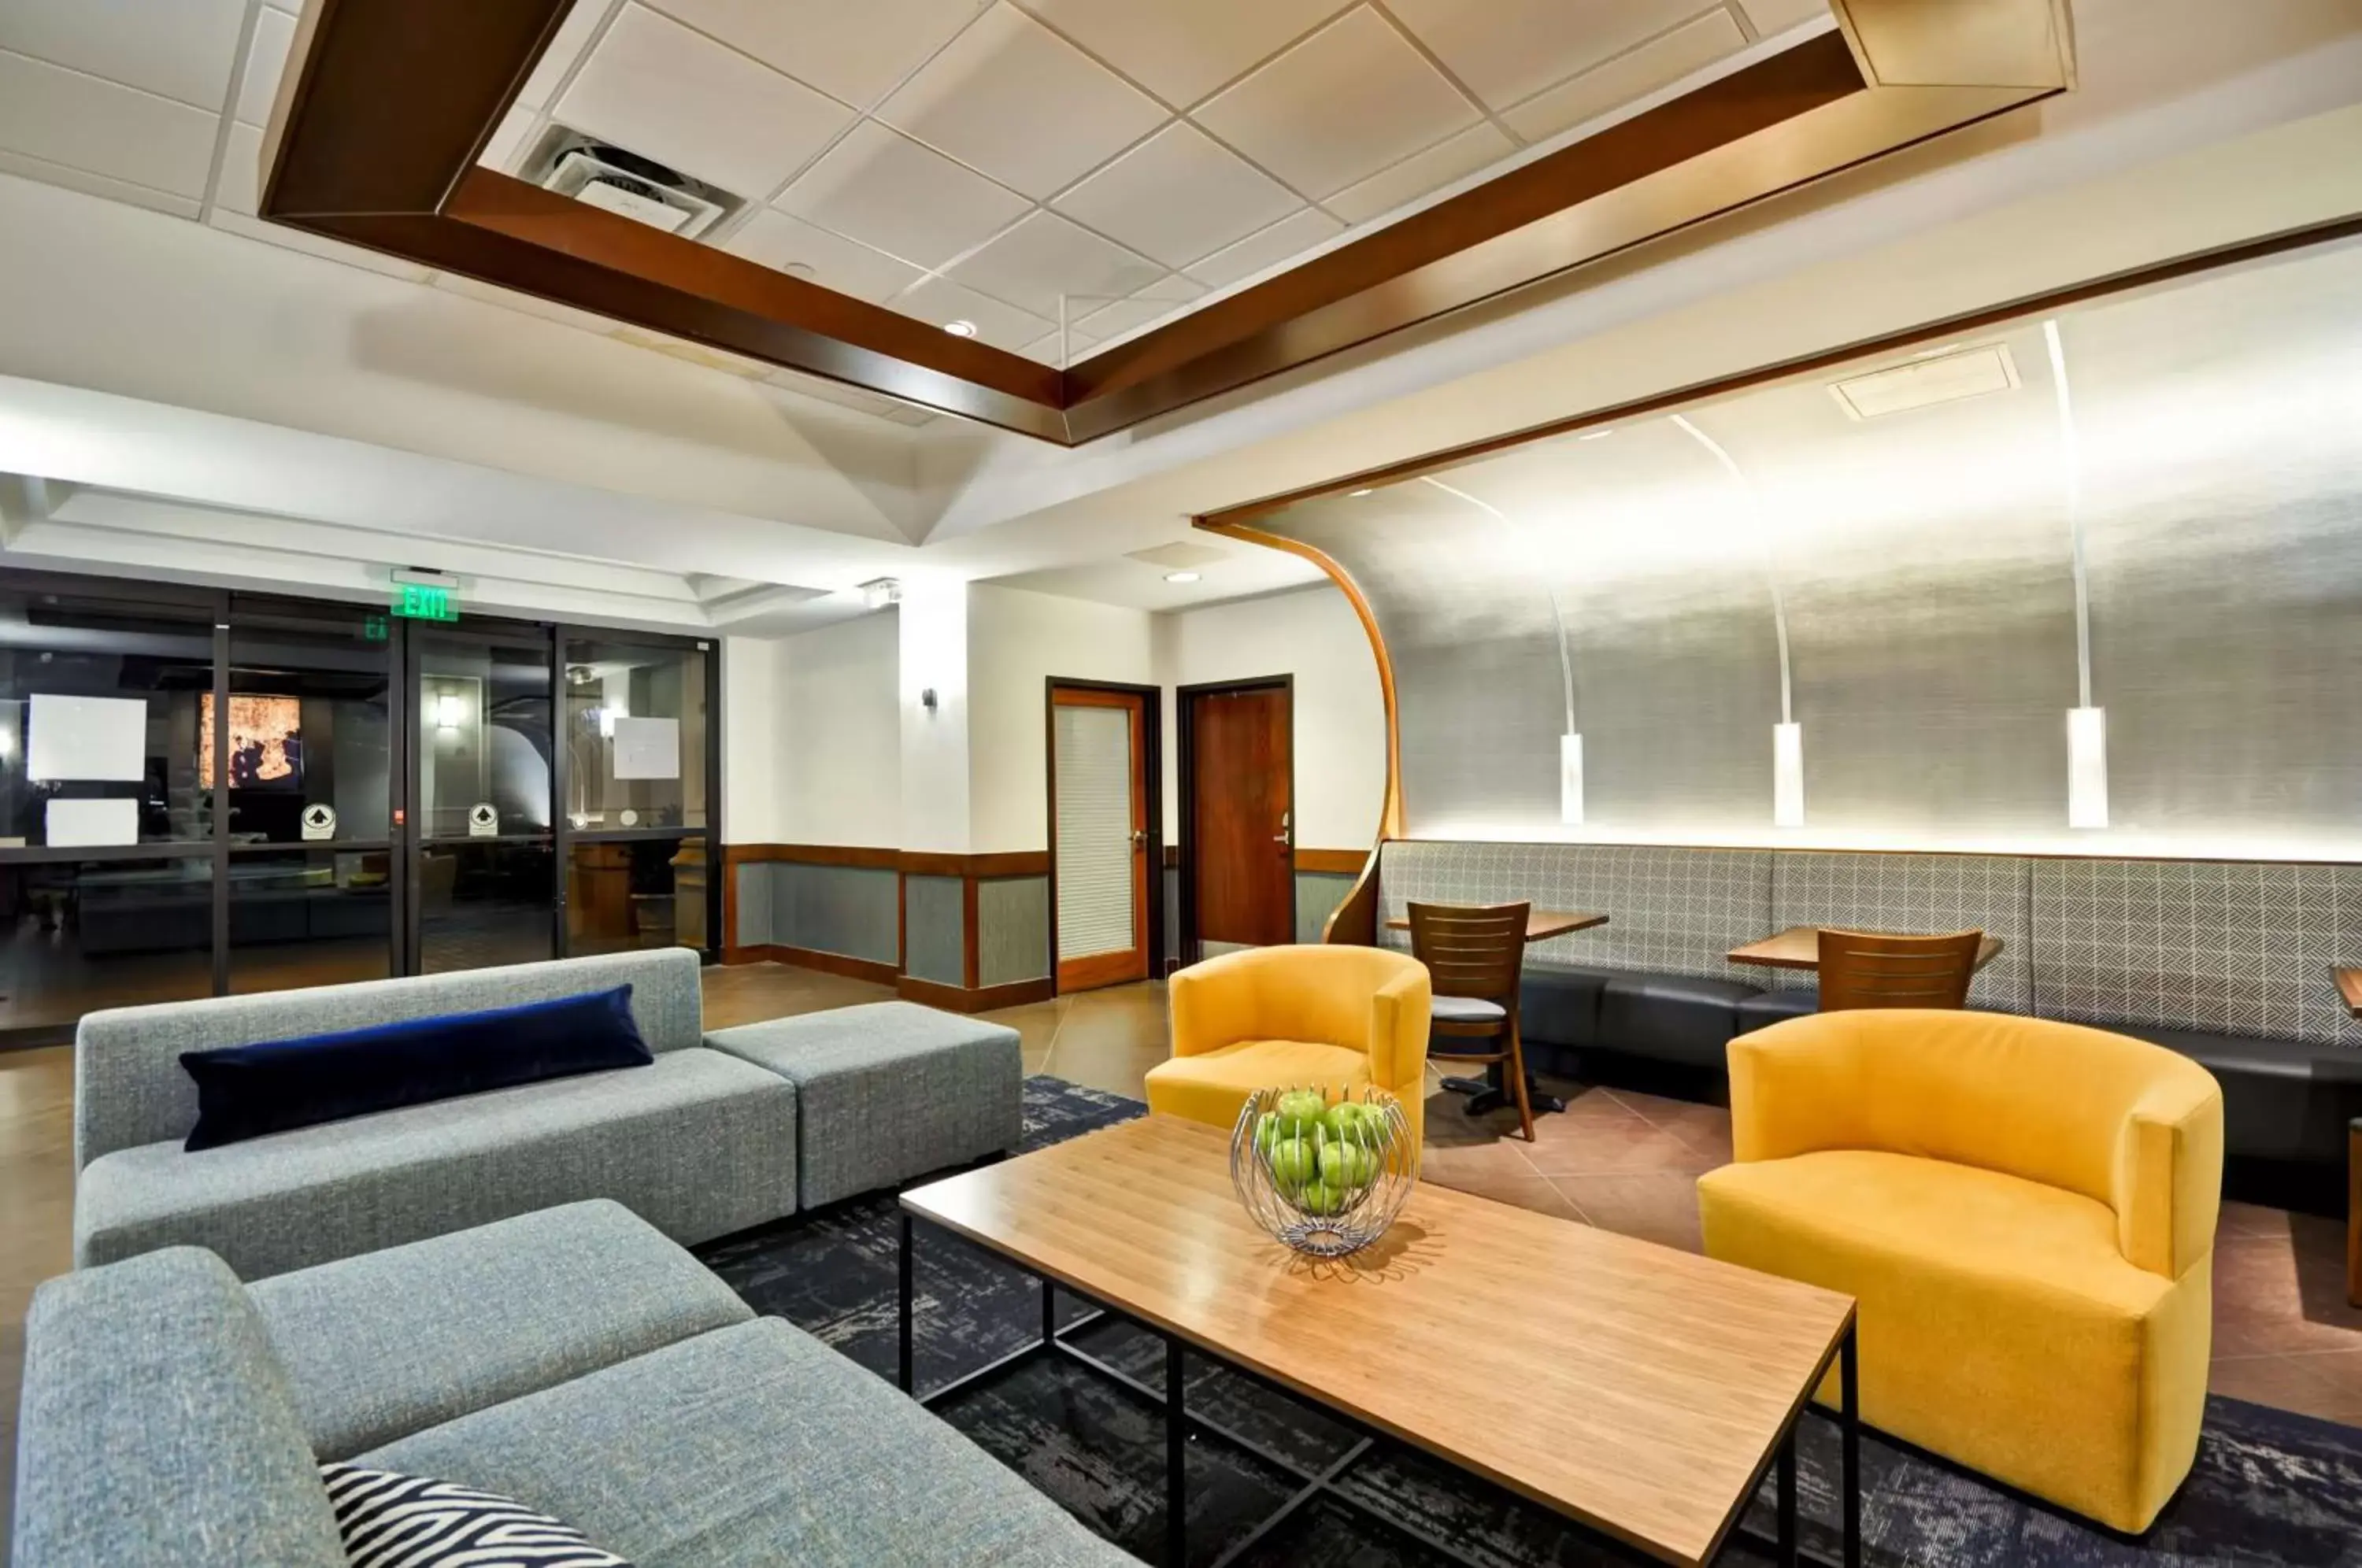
1816, 927, 1984, 1011
1406, 901, 1536, 1141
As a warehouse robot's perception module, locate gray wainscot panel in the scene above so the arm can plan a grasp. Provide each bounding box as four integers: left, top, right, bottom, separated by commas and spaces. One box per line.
976, 875, 1050, 987
776, 862, 899, 966
903, 874, 966, 986
1294, 872, 1359, 944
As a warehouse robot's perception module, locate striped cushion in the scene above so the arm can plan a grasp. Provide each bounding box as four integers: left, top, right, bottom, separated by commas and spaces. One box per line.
320, 1463, 631, 1567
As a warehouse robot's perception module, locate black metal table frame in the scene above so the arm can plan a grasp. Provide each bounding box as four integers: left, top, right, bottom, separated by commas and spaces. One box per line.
899, 1206, 1860, 1568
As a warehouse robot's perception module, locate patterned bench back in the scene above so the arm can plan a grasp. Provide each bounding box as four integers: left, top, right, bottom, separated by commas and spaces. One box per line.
1377, 841, 1771, 982
1770, 852, 2033, 1012
2031, 859, 2362, 1047
1374, 841, 2362, 1049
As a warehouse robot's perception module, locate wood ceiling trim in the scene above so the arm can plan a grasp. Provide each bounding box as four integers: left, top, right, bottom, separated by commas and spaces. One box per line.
258, 0, 2069, 446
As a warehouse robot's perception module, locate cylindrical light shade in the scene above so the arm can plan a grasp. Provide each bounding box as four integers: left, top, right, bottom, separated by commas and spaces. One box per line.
1560, 733, 1584, 826
2068, 705, 2109, 829
1772, 722, 1805, 828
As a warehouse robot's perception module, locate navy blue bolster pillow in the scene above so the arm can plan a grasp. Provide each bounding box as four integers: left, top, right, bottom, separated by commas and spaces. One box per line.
180, 984, 654, 1152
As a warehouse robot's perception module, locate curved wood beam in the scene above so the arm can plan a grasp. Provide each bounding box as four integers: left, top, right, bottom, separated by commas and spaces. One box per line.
1200, 517, 1402, 944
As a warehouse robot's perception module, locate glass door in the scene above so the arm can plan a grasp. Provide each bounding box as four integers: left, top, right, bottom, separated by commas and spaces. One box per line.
405, 623, 557, 974
559, 634, 714, 959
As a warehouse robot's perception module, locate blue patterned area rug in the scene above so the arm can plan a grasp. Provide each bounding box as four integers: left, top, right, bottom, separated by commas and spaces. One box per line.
695, 1078, 2362, 1567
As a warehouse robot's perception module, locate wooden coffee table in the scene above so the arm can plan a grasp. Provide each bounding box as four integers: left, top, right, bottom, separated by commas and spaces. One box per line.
900, 1116, 1860, 1567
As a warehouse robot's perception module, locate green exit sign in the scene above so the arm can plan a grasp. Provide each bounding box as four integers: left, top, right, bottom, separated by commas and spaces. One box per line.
393, 583, 459, 622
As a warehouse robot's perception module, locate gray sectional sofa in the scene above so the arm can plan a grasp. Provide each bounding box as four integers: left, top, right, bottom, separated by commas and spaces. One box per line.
72, 950, 1024, 1280
72, 949, 796, 1278
14, 1200, 1127, 1568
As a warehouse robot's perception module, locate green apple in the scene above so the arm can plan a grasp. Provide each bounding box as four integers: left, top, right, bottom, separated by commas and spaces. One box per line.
1301, 1182, 1353, 1217
1253, 1111, 1282, 1157
1274, 1089, 1327, 1135
1319, 1141, 1374, 1190
1267, 1137, 1318, 1193
1322, 1102, 1365, 1142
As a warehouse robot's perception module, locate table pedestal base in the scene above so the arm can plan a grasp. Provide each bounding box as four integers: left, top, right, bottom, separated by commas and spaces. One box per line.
1439, 1063, 1566, 1117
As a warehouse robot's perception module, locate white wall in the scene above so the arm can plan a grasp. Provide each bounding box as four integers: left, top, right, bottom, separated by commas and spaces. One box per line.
762, 609, 902, 847
720, 636, 785, 843
967, 584, 1155, 852
1154, 586, 1386, 852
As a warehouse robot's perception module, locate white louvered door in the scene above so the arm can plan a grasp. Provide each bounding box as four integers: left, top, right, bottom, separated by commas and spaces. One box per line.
1052, 688, 1147, 990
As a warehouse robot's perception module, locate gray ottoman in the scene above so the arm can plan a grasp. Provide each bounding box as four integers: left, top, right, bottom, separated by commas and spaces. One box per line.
705, 1003, 1023, 1207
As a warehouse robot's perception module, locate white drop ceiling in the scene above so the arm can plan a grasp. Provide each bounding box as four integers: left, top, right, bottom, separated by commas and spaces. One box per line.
487, 0, 1822, 361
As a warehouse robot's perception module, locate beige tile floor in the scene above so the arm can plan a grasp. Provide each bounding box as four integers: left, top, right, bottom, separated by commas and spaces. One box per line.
1, 962, 2355, 1550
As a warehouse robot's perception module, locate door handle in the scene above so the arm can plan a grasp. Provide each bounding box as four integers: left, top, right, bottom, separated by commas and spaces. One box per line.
1131, 829, 1146, 849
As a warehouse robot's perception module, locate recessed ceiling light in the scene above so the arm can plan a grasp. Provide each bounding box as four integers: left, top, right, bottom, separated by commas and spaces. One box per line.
1164, 571, 1201, 584
780, 261, 816, 279
1578, 428, 1615, 441
1349, 488, 1374, 497
943, 320, 978, 338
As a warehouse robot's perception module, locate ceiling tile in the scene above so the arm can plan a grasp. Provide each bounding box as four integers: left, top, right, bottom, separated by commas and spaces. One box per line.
946, 210, 1162, 319
481, 107, 539, 172
1501, 9, 1747, 143
0, 48, 217, 198
1072, 295, 1181, 342
0, 146, 199, 220
1324, 121, 1513, 225
1018, 322, 1102, 364
235, 5, 298, 128
1194, 7, 1479, 198
556, 3, 853, 199
520, 0, 613, 110
889, 276, 1052, 351
877, 3, 1165, 201
1738, 0, 1831, 33
1135, 272, 1208, 302
1182, 205, 1342, 290
1051, 121, 1298, 268
213, 118, 262, 213
724, 209, 925, 302
0, 0, 243, 110
1014, 0, 1349, 108
777, 120, 1028, 268
646, 0, 987, 108
1385, 0, 1711, 111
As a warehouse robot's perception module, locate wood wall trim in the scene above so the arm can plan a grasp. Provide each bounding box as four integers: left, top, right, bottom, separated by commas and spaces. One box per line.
1200, 524, 1404, 842
258, 1, 2066, 444
897, 975, 1056, 1015
1295, 849, 1370, 875
898, 849, 1052, 878
724, 842, 902, 871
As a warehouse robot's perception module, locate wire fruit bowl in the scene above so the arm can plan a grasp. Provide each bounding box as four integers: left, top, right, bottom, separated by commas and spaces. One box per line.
1229, 1085, 1416, 1258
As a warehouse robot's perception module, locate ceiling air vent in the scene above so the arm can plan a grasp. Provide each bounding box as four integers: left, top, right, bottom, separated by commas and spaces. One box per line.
522, 128, 735, 241
1829, 342, 2021, 420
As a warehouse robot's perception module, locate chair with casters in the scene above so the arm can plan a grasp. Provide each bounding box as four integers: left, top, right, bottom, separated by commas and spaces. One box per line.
1815, 926, 1983, 1011
1407, 901, 1536, 1141
1147, 945, 1432, 1151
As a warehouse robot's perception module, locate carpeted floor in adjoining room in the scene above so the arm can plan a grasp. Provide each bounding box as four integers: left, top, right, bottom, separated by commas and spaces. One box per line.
696, 1077, 2362, 1568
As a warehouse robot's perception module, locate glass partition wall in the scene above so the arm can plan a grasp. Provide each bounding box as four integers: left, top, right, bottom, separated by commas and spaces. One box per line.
0, 571, 720, 1043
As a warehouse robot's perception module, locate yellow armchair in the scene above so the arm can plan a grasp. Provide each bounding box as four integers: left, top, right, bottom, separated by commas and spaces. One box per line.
1147, 945, 1432, 1150
1696, 1010, 2223, 1533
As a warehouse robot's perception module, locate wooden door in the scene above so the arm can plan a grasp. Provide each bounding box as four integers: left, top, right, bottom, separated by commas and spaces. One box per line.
1188, 684, 1294, 952
1050, 687, 1150, 992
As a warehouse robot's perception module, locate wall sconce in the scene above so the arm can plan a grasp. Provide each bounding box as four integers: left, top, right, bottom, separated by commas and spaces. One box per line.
435, 694, 465, 730
1560, 734, 1584, 826
1773, 722, 1805, 828
2068, 706, 2109, 829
